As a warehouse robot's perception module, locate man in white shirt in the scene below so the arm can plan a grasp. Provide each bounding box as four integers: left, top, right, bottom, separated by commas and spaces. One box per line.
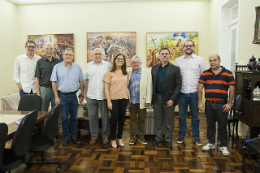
84, 48, 112, 145
13, 39, 41, 98
174, 40, 206, 145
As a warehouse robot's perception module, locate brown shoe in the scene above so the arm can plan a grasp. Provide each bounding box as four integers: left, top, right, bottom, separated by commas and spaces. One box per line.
138, 138, 148, 145
103, 138, 109, 145
89, 139, 97, 146
129, 138, 135, 145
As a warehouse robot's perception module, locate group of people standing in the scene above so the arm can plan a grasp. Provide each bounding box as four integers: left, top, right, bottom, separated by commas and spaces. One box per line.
13, 39, 235, 156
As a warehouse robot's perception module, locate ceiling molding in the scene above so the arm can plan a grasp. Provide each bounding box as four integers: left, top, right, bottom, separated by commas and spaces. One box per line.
9, 0, 210, 5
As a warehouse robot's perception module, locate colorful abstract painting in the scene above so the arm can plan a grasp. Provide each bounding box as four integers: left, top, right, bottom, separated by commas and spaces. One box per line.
28, 34, 74, 60
87, 32, 136, 66
146, 32, 198, 67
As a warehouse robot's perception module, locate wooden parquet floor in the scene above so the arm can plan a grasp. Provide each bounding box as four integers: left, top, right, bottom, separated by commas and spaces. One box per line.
10, 113, 258, 173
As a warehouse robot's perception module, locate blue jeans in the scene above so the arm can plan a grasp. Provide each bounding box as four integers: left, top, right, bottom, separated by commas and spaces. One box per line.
178, 92, 200, 139
19, 89, 33, 98
59, 93, 79, 140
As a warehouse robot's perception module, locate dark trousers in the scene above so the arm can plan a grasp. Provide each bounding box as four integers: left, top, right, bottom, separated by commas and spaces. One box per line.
110, 99, 129, 140
205, 101, 228, 147
129, 103, 146, 139
154, 93, 175, 143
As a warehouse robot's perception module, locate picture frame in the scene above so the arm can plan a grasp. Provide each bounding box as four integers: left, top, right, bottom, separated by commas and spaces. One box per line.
253, 6, 260, 44
146, 32, 198, 67
28, 33, 74, 61
87, 32, 136, 66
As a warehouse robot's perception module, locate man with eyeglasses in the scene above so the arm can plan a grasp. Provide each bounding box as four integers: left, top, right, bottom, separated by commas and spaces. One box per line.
84, 48, 112, 145
151, 47, 182, 148
35, 42, 62, 139
174, 40, 206, 145
35, 42, 61, 111
51, 48, 84, 146
13, 39, 41, 98
128, 55, 152, 145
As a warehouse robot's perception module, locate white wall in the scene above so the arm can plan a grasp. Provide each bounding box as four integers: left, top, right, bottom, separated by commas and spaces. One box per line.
16, 0, 210, 72
238, 0, 260, 62
0, 0, 18, 97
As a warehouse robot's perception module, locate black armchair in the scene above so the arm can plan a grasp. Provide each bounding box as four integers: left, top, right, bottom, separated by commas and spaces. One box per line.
0, 123, 8, 171
0, 110, 38, 173
18, 94, 42, 111
27, 103, 62, 172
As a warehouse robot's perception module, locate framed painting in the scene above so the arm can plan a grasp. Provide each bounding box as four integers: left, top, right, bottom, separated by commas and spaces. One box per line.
87, 32, 136, 66
253, 6, 260, 44
146, 32, 198, 67
28, 34, 74, 60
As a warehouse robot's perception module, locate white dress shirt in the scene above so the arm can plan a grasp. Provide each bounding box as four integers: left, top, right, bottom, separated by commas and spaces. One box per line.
84, 60, 112, 100
13, 53, 41, 93
174, 54, 206, 94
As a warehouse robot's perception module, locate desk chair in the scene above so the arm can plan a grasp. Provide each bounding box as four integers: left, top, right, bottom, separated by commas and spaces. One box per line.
0, 110, 38, 173
18, 95, 42, 111
0, 123, 8, 171
27, 104, 62, 172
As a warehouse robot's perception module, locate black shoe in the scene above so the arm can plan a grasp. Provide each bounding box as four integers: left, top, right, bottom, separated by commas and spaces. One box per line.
62, 139, 69, 146
193, 138, 202, 145
71, 138, 81, 144
152, 140, 161, 146
56, 134, 63, 140
176, 137, 185, 144
166, 142, 172, 148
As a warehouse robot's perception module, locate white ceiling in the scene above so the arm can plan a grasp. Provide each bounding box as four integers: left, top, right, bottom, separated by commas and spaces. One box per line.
9, 0, 209, 5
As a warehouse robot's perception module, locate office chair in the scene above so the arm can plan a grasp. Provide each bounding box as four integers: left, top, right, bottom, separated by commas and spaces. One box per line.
27, 104, 62, 172
0, 123, 8, 171
18, 94, 42, 111
0, 110, 38, 173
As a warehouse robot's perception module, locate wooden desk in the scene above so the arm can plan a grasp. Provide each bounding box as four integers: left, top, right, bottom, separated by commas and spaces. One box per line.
0, 110, 49, 141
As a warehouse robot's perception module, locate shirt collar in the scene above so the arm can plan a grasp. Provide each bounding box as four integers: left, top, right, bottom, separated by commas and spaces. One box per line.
184, 54, 195, 59
25, 53, 37, 59
43, 56, 55, 62
62, 61, 73, 67
210, 66, 225, 76
132, 67, 142, 74
94, 60, 104, 65
160, 62, 169, 68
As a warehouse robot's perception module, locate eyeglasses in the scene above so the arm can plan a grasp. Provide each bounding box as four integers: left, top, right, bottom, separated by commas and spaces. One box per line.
94, 53, 102, 55
160, 53, 169, 56
27, 46, 35, 49
64, 54, 73, 56
116, 58, 124, 61
184, 45, 194, 48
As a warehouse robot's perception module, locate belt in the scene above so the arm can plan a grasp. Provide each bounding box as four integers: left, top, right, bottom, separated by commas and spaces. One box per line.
41, 85, 52, 89
206, 100, 227, 104
58, 90, 77, 95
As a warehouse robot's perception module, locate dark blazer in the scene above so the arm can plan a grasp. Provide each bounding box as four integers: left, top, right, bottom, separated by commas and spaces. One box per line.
151, 63, 182, 106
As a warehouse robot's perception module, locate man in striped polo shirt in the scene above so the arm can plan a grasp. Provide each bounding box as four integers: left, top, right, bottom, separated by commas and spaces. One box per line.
198, 54, 235, 156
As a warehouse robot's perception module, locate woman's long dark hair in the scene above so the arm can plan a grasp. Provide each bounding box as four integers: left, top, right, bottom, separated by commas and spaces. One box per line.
110, 53, 128, 75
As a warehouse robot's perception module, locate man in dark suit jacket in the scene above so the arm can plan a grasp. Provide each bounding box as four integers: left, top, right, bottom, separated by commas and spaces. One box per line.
151, 47, 182, 148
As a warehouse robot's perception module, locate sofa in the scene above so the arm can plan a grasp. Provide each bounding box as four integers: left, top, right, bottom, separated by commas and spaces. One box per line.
0, 93, 20, 111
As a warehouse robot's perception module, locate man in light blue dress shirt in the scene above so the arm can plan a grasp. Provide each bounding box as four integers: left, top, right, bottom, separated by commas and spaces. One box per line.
174, 40, 206, 145
51, 48, 84, 146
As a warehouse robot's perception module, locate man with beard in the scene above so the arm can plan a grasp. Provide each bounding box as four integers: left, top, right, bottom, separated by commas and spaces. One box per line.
198, 54, 235, 156
151, 48, 182, 148
174, 40, 206, 145
13, 39, 41, 98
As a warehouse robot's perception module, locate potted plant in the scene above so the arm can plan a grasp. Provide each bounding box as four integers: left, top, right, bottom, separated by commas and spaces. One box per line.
83, 103, 88, 113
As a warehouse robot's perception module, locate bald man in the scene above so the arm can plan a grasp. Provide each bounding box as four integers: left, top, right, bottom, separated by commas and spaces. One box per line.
198, 54, 235, 156
84, 48, 112, 146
